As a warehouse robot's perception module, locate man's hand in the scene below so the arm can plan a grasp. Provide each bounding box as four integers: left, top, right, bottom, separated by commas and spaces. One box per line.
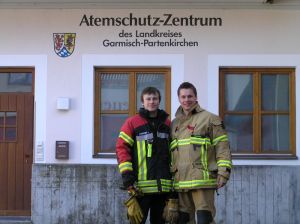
217, 174, 228, 189
163, 198, 179, 224
124, 195, 143, 224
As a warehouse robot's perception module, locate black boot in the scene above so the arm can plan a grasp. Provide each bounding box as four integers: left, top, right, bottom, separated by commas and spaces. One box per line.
178, 211, 190, 224
196, 210, 213, 224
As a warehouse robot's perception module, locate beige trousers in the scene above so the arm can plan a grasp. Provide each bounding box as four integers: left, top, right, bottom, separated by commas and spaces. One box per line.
178, 189, 216, 224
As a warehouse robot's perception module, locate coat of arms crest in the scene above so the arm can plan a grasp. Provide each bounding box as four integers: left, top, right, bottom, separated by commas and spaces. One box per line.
53, 33, 76, 58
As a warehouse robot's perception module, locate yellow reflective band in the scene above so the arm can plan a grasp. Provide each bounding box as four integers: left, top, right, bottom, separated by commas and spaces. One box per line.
137, 179, 172, 187
137, 180, 157, 187
170, 139, 178, 150
137, 140, 147, 181
217, 160, 232, 168
178, 138, 191, 146
161, 180, 172, 192
174, 179, 217, 189
119, 131, 134, 146
139, 187, 159, 193
170, 152, 174, 168
201, 144, 205, 179
137, 179, 172, 193
212, 135, 228, 146
161, 186, 172, 192
118, 162, 133, 173
147, 143, 152, 157
172, 137, 211, 148
200, 145, 209, 180
190, 137, 211, 145
161, 179, 172, 187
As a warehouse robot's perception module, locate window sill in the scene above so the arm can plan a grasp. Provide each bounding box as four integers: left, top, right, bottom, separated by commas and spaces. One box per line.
232, 153, 298, 160
93, 153, 117, 159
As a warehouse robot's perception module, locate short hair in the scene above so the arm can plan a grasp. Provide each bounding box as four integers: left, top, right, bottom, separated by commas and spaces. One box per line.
177, 82, 197, 97
140, 86, 161, 102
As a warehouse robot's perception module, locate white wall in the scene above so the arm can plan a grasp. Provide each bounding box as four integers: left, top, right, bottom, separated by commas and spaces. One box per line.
1, 9, 300, 164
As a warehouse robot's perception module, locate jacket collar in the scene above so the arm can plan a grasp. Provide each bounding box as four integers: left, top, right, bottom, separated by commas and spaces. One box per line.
175, 103, 204, 119
139, 108, 169, 122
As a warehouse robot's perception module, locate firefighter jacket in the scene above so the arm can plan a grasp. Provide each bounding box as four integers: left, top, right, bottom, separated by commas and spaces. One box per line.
116, 108, 172, 194
170, 103, 232, 191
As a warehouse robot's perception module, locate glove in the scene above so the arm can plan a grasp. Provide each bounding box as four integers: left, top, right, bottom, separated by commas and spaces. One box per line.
217, 174, 228, 189
124, 195, 144, 224
217, 167, 231, 179
163, 198, 179, 224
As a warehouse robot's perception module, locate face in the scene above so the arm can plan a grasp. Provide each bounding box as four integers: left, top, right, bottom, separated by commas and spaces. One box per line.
178, 88, 197, 113
142, 93, 160, 112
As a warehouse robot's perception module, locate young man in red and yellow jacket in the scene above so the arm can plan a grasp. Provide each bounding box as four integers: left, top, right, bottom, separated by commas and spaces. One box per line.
116, 87, 174, 224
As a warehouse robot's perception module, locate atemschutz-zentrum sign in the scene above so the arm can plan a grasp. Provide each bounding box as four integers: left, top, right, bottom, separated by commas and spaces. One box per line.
79, 13, 223, 48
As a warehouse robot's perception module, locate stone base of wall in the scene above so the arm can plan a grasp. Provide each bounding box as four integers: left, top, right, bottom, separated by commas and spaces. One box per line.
215, 165, 300, 224
32, 164, 300, 224
32, 164, 127, 224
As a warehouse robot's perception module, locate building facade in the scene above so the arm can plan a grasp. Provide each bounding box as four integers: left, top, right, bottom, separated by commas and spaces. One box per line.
0, 1, 300, 223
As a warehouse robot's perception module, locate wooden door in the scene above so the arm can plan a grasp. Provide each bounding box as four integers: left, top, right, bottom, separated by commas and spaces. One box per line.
0, 70, 34, 216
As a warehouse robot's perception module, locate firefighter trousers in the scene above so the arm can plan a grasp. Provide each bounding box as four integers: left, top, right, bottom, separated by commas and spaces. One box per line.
178, 189, 216, 224
137, 193, 168, 224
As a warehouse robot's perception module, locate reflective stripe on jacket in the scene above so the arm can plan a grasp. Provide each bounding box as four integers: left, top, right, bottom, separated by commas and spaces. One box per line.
171, 104, 232, 191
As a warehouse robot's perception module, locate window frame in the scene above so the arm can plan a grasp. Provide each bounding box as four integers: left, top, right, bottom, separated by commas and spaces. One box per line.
0, 111, 18, 142
94, 67, 171, 157
219, 67, 296, 159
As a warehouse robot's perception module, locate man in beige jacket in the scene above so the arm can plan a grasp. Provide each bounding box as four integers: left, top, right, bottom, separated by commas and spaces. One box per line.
170, 82, 232, 224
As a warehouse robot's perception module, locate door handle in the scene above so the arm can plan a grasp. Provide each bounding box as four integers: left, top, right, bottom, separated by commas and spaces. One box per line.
25, 154, 31, 164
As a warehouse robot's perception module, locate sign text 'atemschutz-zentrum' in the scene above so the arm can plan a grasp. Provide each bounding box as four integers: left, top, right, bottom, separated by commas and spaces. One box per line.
79, 13, 223, 47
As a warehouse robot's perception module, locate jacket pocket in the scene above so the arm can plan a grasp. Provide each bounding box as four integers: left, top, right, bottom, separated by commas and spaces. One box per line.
191, 161, 204, 180
189, 145, 201, 163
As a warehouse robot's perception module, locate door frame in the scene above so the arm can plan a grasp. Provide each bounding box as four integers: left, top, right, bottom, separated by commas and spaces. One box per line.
0, 67, 34, 216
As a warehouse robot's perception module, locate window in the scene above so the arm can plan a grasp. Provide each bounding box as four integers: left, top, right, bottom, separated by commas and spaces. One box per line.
94, 67, 171, 157
219, 68, 295, 159
0, 71, 33, 93
0, 112, 17, 142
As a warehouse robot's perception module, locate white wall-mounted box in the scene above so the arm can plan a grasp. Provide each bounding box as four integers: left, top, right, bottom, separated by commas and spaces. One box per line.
57, 98, 70, 110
